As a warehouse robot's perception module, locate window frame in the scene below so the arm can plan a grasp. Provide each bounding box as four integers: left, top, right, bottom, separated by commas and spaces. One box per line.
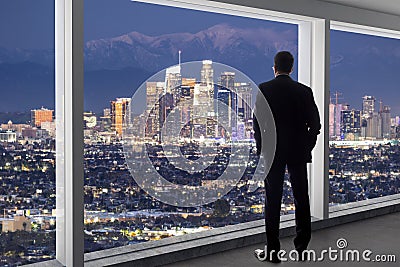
55, 0, 84, 266
328, 20, 400, 213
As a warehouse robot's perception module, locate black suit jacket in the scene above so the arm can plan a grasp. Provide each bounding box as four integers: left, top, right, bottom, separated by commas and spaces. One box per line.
253, 75, 321, 163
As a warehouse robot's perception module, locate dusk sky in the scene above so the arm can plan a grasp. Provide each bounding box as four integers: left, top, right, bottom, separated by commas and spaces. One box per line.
0, 0, 294, 49
0, 0, 400, 115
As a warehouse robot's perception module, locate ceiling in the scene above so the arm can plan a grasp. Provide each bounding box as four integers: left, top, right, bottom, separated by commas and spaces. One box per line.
319, 0, 400, 16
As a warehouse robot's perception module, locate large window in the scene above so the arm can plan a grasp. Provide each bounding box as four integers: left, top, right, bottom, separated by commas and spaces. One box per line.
0, 1, 56, 265
83, 0, 298, 253
329, 28, 400, 206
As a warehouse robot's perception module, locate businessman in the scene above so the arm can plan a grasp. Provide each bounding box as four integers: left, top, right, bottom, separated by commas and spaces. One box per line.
253, 51, 321, 263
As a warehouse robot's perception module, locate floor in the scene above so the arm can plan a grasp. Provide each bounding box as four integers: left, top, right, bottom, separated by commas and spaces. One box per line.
166, 212, 400, 266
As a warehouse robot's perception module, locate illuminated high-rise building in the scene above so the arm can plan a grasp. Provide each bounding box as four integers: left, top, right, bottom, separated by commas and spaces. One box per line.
329, 93, 343, 139
381, 105, 391, 139
111, 98, 131, 136
179, 85, 194, 138
367, 112, 382, 139
361, 119, 368, 139
341, 109, 361, 140
235, 82, 253, 139
100, 108, 112, 132
235, 82, 252, 122
329, 103, 342, 139
216, 86, 232, 138
218, 72, 237, 135
201, 60, 213, 88
362, 95, 376, 118
159, 92, 174, 132
165, 65, 182, 105
220, 72, 235, 91
193, 83, 214, 139
145, 82, 164, 139
31, 107, 53, 127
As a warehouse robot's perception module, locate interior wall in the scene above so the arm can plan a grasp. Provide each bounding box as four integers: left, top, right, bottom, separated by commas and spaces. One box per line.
210, 0, 400, 31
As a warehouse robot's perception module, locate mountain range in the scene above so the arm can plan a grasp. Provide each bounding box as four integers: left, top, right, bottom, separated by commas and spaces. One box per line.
84, 23, 297, 72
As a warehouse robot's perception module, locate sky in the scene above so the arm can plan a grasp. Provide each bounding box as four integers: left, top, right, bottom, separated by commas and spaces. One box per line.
0, 0, 400, 115
0, 1, 55, 50
330, 30, 400, 115
0, 0, 294, 49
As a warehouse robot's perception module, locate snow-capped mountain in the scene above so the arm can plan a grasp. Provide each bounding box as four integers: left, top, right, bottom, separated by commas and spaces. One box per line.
83, 23, 298, 72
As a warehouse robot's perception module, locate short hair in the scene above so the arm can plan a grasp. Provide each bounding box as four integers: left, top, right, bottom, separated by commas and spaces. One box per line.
274, 51, 294, 73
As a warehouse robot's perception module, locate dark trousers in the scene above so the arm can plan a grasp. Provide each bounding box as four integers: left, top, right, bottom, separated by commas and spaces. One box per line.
264, 159, 311, 252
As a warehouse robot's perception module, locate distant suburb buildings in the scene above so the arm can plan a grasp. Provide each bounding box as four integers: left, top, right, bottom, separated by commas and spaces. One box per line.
0, 107, 55, 141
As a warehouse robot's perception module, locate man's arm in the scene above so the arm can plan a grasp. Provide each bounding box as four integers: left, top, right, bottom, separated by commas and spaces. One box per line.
305, 88, 321, 150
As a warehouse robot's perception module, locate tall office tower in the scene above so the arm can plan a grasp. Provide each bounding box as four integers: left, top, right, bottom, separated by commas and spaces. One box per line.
165, 65, 182, 105
367, 112, 382, 139
216, 86, 232, 138
235, 82, 253, 139
201, 60, 214, 88
341, 109, 361, 140
219, 72, 237, 134
361, 119, 368, 139
99, 108, 112, 132
329, 102, 342, 140
159, 92, 177, 144
362, 95, 376, 118
193, 83, 214, 139
159, 92, 174, 128
381, 105, 391, 139
179, 85, 194, 138
220, 72, 235, 91
235, 83, 252, 122
328, 92, 343, 140
145, 82, 164, 140
111, 98, 131, 136
31, 107, 54, 127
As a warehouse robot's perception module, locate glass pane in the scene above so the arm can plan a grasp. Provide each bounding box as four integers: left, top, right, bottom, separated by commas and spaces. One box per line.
84, 0, 298, 253
329, 29, 400, 207
0, 1, 55, 265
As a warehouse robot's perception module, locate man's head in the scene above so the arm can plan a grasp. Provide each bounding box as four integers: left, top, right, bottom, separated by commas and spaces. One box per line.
273, 51, 294, 76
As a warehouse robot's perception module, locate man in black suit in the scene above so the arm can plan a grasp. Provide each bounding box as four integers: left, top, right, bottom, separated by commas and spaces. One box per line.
253, 51, 321, 262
